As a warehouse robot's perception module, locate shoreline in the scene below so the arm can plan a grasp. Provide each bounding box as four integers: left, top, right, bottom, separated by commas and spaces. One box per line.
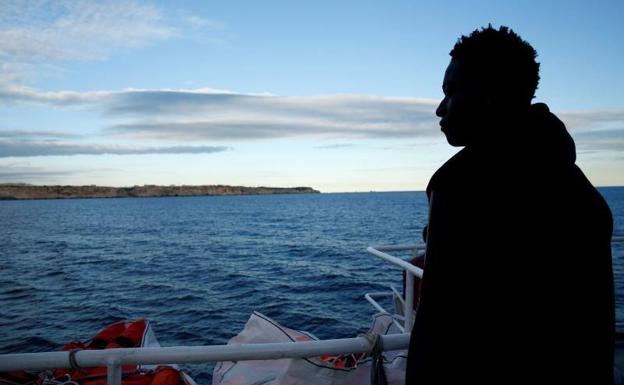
0, 184, 320, 201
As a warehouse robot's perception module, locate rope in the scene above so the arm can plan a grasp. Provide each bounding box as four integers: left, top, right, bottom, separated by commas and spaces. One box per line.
40, 373, 79, 385
370, 334, 388, 385
68, 349, 88, 374
358, 333, 388, 385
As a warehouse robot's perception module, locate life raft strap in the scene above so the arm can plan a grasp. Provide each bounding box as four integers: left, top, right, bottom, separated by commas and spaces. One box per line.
68, 349, 88, 374
358, 332, 388, 385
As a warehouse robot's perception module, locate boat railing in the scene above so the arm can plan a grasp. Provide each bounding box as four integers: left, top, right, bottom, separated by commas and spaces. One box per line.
0, 246, 420, 385
1, 236, 622, 385
0, 334, 411, 385
365, 244, 424, 332
365, 235, 624, 332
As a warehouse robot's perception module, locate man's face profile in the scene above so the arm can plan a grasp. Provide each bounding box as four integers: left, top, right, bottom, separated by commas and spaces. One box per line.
436, 59, 487, 147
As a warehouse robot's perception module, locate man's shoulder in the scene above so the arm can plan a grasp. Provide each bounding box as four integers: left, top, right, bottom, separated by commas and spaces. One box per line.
426, 148, 470, 198
558, 165, 613, 227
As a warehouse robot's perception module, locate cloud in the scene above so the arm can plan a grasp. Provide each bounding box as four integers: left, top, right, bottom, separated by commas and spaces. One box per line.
0, 140, 230, 158
3, 82, 624, 145
0, 1, 175, 63
0, 84, 440, 140
315, 143, 357, 149
0, 84, 238, 106
0, 1, 226, 83
0, 169, 75, 181
104, 91, 440, 141
563, 110, 624, 154
0, 129, 79, 139
558, 109, 624, 131
573, 128, 624, 154
0, 83, 115, 106
180, 14, 226, 31
0, 164, 116, 183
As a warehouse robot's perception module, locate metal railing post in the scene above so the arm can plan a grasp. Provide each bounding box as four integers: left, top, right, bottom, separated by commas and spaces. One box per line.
366, 244, 423, 332
404, 272, 414, 331
404, 246, 420, 331
107, 358, 122, 385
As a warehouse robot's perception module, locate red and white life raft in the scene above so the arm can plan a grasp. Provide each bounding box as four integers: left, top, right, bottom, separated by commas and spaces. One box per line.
0, 319, 196, 385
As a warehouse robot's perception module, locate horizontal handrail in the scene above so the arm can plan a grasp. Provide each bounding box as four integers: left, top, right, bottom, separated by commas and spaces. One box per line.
3, 237, 621, 377
369, 237, 623, 278
366, 245, 424, 278
0, 334, 410, 372
364, 292, 406, 332
367, 244, 425, 332
364, 292, 393, 314
368, 244, 422, 252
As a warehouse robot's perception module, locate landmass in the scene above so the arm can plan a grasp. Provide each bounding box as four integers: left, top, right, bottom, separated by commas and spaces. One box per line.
0, 183, 320, 200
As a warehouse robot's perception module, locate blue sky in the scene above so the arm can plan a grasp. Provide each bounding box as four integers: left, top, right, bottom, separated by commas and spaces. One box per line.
1, 0, 623, 192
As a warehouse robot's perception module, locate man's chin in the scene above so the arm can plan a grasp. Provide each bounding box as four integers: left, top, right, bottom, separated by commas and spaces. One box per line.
443, 133, 467, 147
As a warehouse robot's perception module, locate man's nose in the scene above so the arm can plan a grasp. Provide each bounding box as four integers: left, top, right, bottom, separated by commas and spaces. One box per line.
436, 98, 447, 118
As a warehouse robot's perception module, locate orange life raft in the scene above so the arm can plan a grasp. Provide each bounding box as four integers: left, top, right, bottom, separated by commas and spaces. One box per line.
0, 320, 195, 385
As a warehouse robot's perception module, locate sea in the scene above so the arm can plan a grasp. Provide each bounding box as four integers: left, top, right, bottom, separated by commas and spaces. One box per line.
1, 188, 623, 383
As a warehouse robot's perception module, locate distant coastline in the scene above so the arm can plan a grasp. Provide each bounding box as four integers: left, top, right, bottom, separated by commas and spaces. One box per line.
0, 183, 320, 200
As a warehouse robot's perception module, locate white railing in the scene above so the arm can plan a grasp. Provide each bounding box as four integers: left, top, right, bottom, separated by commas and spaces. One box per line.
0, 243, 416, 380
366, 244, 424, 332
0, 240, 417, 385
364, 290, 406, 332
365, 236, 624, 332
0, 335, 410, 385
2, 236, 622, 385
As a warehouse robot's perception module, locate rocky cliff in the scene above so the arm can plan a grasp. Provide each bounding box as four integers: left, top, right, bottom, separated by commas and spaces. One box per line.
0, 184, 320, 200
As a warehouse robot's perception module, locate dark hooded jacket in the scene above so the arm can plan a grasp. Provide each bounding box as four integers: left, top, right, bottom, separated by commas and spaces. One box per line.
406, 103, 614, 384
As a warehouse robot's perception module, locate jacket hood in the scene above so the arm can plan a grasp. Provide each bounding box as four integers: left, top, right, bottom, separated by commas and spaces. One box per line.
428, 103, 578, 198
466, 102, 577, 167
525, 102, 576, 165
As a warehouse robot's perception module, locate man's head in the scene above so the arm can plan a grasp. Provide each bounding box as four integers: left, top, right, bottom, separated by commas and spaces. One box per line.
436, 25, 540, 147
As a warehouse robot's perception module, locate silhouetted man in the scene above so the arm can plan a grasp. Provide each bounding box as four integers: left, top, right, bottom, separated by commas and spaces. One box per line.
406, 26, 614, 384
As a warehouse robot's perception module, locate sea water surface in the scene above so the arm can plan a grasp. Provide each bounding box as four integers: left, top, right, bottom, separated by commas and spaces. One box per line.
1, 189, 623, 383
